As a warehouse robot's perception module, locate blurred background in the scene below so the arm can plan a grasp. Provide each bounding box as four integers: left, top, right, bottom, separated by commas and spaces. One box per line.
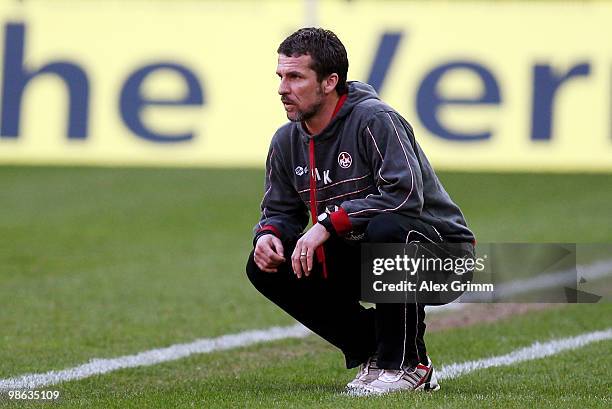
0, 0, 610, 171
0, 1, 610, 406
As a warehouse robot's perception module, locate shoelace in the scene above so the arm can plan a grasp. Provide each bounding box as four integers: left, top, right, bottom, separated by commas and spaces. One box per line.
379, 369, 404, 382
379, 365, 426, 384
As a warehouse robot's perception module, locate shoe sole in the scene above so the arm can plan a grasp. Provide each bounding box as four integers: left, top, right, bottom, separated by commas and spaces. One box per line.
416, 381, 440, 392
344, 385, 372, 397
346, 365, 441, 396
345, 381, 440, 396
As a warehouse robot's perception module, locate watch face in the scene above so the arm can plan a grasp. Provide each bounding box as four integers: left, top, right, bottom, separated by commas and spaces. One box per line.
317, 212, 328, 222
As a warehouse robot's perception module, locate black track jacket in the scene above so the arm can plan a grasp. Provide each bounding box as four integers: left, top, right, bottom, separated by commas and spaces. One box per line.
254, 81, 474, 244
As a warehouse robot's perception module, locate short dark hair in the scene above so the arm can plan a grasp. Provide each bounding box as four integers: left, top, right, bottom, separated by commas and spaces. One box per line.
278, 27, 349, 95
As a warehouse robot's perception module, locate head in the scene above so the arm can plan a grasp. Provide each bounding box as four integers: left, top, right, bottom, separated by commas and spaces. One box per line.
276, 28, 349, 122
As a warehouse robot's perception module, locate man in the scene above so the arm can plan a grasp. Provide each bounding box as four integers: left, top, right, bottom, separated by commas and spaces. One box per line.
246, 27, 474, 395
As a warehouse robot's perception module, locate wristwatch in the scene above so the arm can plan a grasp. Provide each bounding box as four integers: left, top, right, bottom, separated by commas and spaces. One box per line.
317, 211, 335, 235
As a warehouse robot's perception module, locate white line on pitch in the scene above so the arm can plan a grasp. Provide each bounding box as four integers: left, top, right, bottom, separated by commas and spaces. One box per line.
346, 327, 612, 396
0, 324, 311, 391
1, 325, 611, 391
437, 327, 612, 380
1, 258, 610, 391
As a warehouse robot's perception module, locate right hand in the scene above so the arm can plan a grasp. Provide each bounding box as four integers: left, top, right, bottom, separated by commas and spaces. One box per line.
254, 234, 286, 273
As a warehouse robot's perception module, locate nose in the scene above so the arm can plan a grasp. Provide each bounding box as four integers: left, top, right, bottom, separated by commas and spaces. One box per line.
278, 78, 289, 95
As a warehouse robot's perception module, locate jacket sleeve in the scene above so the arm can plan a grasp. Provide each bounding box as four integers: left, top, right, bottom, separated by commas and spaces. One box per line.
331, 111, 424, 233
253, 139, 309, 244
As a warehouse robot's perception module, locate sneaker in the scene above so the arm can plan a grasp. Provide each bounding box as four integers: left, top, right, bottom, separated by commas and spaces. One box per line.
345, 356, 381, 392
363, 357, 440, 395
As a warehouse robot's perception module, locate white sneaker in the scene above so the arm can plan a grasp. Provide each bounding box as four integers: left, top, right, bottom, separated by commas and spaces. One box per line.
345, 356, 381, 393
363, 357, 440, 395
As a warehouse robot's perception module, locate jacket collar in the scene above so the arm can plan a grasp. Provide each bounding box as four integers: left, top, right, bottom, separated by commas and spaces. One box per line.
298, 93, 348, 143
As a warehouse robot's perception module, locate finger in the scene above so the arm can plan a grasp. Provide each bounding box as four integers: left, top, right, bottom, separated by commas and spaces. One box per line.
268, 250, 285, 263
300, 246, 309, 277
260, 242, 284, 264
254, 253, 267, 270
263, 246, 283, 263
272, 239, 285, 260
255, 255, 274, 272
255, 251, 279, 273
254, 242, 269, 263
254, 257, 264, 271
268, 257, 283, 267
254, 251, 267, 266
292, 245, 303, 278
306, 246, 315, 275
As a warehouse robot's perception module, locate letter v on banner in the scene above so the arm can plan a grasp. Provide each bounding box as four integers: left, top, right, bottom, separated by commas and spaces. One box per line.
366, 32, 404, 94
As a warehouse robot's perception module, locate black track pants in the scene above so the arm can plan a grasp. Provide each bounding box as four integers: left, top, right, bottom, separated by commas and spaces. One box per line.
246, 213, 443, 369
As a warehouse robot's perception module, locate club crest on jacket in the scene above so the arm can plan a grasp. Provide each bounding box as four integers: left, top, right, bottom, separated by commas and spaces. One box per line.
338, 152, 352, 169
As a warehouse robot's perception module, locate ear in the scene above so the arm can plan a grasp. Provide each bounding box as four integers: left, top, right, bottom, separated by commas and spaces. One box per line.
322, 73, 339, 95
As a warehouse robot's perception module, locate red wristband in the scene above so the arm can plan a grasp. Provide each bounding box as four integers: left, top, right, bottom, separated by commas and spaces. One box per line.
330, 207, 352, 235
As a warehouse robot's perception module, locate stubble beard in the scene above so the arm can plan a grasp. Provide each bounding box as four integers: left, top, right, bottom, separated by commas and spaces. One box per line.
286, 86, 324, 123
288, 101, 323, 122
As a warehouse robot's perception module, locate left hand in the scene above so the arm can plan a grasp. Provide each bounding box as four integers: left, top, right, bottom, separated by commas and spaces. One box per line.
291, 223, 331, 278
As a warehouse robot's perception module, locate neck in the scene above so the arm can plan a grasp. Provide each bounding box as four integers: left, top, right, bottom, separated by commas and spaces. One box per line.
304, 93, 340, 136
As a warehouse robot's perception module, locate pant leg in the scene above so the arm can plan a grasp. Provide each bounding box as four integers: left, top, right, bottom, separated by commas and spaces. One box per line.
365, 213, 443, 369
246, 236, 377, 368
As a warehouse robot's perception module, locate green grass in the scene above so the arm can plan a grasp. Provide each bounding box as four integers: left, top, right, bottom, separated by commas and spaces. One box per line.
6, 304, 610, 408
0, 167, 611, 408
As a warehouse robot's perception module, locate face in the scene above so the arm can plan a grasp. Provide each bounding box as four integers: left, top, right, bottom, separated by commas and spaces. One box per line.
276, 54, 324, 122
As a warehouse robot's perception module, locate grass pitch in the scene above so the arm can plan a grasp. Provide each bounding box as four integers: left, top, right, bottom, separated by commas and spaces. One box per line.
0, 167, 611, 408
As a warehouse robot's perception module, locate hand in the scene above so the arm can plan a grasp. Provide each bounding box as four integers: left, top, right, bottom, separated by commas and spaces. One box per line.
254, 234, 286, 272
291, 223, 331, 278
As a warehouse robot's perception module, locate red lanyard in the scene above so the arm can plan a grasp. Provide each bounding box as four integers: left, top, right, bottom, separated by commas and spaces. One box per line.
308, 139, 328, 279
305, 94, 346, 279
